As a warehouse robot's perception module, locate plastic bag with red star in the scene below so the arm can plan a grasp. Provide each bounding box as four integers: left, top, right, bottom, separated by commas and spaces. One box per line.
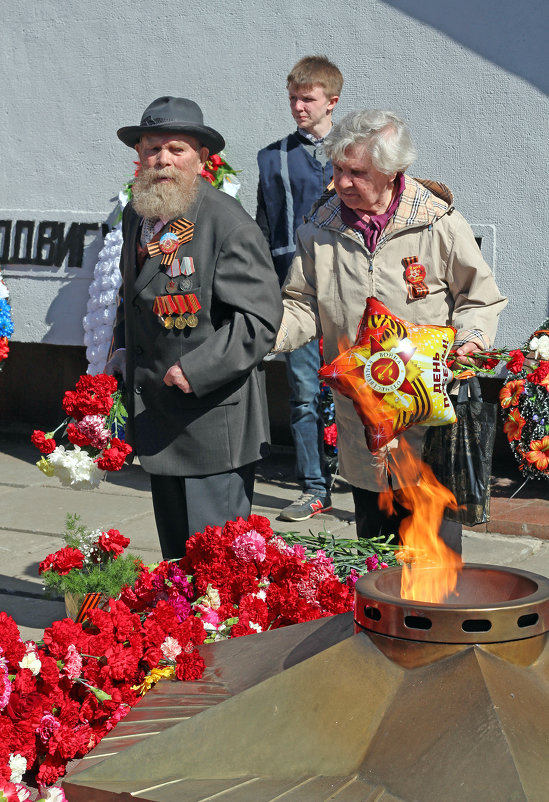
318, 297, 457, 452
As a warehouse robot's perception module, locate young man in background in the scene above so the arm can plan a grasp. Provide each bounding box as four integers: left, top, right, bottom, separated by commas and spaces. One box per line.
256, 55, 343, 521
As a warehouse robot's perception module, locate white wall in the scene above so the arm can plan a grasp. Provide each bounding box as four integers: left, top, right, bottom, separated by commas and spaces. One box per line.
1, 0, 547, 347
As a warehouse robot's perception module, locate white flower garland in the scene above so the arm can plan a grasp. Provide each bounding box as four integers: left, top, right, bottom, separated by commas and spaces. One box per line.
84, 191, 127, 375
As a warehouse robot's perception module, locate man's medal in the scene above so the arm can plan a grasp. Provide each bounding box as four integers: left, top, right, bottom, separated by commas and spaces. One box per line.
153, 294, 201, 329
179, 257, 195, 291
147, 218, 194, 266
185, 294, 200, 327
165, 259, 182, 293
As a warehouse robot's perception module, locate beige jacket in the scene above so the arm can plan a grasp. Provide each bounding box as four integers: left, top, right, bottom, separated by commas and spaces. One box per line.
275, 176, 508, 490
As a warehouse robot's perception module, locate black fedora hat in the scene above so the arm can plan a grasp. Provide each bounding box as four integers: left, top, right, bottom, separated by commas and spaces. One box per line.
117, 96, 225, 154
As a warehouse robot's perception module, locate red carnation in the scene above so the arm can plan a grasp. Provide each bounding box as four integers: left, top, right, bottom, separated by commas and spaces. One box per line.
0, 337, 8, 360
527, 362, 549, 385
66, 422, 92, 447
175, 648, 205, 681
0, 612, 26, 667
506, 349, 525, 374
98, 528, 130, 556
31, 429, 57, 454
75, 373, 118, 396
96, 438, 132, 471
39, 546, 85, 576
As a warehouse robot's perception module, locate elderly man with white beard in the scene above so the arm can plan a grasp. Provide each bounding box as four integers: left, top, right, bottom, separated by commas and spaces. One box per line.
106, 96, 282, 559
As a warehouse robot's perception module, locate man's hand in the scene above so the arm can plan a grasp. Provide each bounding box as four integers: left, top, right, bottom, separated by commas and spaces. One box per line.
163, 362, 193, 393
454, 341, 482, 367
104, 348, 126, 380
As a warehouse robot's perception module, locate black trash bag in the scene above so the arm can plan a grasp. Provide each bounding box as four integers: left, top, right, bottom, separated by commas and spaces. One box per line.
423, 377, 497, 526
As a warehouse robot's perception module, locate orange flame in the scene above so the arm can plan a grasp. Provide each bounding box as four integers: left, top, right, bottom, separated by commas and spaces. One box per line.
383, 437, 463, 603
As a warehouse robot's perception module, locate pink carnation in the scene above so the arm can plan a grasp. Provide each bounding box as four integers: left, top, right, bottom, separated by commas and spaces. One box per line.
63, 643, 82, 680
160, 636, 182, 661
0, 649, 11, 710
365, 555, 388, 571
36, 713, 61, 745
346, 568, 360, 588
365, 555, 379, 572
195, 605, 221, 626
310, 549, 336, 582
232, 530, 266, 562
73, 414, 112, 449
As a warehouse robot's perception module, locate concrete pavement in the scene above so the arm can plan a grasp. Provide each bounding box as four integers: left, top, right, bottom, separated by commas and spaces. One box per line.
2, 429, 549, 643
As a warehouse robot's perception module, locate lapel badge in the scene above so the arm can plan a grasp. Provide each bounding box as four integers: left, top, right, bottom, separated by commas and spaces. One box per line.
403, 256, 429, 299
159, 232, 179, 254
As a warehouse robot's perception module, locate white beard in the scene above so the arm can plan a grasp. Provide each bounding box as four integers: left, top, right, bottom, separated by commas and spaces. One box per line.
131, 166, 198, 221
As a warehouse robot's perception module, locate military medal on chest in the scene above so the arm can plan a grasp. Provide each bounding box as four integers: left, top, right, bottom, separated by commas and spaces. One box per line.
164, 256, 195, 293
153, 293, 202, 330
147, 218, 194, 266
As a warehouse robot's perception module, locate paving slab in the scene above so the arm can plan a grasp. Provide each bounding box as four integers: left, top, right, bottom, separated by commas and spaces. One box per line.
0, 530, 64, 589
0, 448, 44, 486
0, 484, 154, 536
462, 529, 549, 579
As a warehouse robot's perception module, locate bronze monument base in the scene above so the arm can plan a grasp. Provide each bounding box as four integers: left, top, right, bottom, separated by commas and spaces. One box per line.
63, 565, 549, 801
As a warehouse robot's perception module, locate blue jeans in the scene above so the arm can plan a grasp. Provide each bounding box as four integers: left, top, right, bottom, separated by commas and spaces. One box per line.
285, 341, 330, 496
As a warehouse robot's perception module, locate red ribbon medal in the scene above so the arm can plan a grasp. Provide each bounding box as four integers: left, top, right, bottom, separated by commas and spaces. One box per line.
403, 256, 429, 299
153, 294, 202, 329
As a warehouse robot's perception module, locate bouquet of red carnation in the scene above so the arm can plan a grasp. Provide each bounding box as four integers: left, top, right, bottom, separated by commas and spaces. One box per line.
176, 514, 355, 639
39, 513, 141, 600
201, 151, 240, 198
31, 373, 131, 490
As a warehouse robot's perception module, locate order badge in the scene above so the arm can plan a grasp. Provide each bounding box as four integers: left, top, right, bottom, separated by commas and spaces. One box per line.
364, 351, 406, 394
159, 232, 179, 254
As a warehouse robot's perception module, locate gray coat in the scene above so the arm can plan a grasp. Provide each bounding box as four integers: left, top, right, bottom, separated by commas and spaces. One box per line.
114, 178, 283, 476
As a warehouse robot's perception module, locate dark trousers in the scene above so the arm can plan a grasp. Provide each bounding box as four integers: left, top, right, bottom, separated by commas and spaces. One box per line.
351, 485, 462, 556
150, 462, 256, 560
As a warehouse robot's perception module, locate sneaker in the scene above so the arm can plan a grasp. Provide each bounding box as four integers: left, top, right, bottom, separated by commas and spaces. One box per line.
279, 492, 333, 522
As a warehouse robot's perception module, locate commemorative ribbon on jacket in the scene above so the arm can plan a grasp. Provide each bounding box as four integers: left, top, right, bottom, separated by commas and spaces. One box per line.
153, 294, 201, 329
403, 255, 429, 299
147, 218, 194, 266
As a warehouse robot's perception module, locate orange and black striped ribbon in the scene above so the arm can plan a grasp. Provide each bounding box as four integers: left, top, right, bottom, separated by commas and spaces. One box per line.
75, 592, 105, 624
147, 218, 194, 266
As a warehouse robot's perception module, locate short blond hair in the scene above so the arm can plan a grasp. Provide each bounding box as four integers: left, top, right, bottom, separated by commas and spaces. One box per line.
287, 55, 343, 98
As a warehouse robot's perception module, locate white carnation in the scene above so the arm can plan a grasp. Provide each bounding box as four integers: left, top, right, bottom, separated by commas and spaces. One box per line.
536, 335, 549, 360
9, 753, 27, 783
47, 445, 105, 490
19, 643, 42, 676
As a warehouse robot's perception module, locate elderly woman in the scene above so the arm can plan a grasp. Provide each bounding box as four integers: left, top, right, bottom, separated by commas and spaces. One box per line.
274, 109, 508, 552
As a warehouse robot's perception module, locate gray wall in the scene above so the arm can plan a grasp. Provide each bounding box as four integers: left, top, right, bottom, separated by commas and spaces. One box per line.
1, 0, 548, 348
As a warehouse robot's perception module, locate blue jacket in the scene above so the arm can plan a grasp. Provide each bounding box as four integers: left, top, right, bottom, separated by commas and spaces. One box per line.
257, 131, 333, 285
